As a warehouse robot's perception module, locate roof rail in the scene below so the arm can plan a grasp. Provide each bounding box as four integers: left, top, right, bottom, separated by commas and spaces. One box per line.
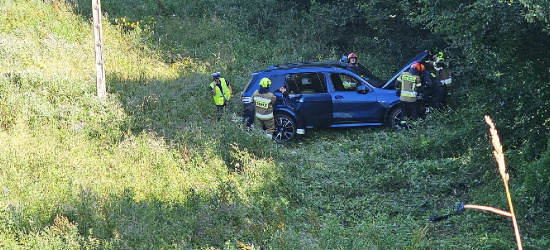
267, 61, 346, 70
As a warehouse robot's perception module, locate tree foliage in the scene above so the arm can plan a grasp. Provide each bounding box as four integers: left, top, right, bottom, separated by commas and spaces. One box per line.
273, 0, 550, 154
85, 0, 549, 211
413, 0, 550, 154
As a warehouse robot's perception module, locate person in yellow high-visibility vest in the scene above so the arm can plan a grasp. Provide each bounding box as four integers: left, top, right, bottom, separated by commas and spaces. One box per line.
209, 72, 233, 121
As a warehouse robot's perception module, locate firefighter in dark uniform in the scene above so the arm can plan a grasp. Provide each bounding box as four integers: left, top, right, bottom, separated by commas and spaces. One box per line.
209, 72, 233, 121
396, 62, 425, 128
252, 78, 278, 139
422, 51, 450, 110
434, 54, 452, 108
420, 67, 444, 112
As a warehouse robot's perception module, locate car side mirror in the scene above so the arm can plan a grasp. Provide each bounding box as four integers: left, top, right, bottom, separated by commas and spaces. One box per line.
357, 85, 369, 94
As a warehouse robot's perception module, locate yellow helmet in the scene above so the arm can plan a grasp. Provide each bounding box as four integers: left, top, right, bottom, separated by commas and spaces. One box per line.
259, 77, 271, 88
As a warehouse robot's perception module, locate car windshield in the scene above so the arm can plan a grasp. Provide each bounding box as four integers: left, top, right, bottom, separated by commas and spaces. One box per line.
347, 64, 386, 88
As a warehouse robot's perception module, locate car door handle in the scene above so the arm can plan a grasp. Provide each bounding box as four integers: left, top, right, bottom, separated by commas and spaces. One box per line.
335, 95, 344, 99
290, 96, 303, 102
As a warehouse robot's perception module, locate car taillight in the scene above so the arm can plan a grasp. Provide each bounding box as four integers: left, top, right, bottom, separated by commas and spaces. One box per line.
242, 96, 252, 104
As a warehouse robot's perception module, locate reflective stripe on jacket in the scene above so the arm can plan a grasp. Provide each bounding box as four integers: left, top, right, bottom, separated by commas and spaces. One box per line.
343, 81, 356, 89
441, 77, 452, 86
252, 90, 276, 120
397, 72, 421, 102
435, 68, 452, 87
210, 78, 231, 105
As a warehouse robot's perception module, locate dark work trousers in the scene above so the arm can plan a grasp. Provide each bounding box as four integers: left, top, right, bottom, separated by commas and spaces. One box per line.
400, 101, 418, 126
216, 104, 226, 121
431, 86, 447, 110
216, 99, 234, 121
245, 107, 255, 128
440, 86, 448, 108
256, 117, 275, 136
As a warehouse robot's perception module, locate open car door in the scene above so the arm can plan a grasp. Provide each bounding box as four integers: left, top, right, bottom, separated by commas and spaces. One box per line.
382, 50, 430, 89
285, 72, 333, 127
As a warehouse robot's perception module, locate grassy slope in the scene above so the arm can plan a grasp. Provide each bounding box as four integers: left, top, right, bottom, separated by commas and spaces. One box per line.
0, 0, 546, 249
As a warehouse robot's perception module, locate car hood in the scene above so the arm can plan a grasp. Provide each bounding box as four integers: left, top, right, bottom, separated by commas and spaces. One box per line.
382, 50, 430, 89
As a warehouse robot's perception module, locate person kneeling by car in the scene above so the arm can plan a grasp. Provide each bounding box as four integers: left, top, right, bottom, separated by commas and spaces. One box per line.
252, 78, 285, 139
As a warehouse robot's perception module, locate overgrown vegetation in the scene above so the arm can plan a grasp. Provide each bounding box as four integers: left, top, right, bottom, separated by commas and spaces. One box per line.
0, 0, 548, 248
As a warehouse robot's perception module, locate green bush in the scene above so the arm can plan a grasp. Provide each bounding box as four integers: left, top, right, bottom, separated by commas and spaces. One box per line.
522, 138, 550, 212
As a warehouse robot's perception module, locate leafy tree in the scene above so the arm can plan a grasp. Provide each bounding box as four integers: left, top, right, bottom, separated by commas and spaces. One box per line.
412, 0, 550, 156
520, 0, 550, 31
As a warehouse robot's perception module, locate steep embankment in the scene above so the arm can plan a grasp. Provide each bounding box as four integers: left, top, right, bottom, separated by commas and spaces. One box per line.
1, 1, 544, 249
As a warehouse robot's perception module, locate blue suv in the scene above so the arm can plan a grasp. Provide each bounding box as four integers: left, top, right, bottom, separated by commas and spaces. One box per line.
241, 50, 430, 141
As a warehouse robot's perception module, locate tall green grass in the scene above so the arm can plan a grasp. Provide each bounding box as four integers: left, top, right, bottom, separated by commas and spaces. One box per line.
0, 0, 547, 249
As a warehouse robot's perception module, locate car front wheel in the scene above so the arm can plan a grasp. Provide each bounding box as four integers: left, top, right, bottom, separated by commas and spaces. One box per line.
388, 107, 402, 130
273, 113, 296, 141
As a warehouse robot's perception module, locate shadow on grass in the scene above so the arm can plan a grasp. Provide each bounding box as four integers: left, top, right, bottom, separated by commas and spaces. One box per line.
56, 187, 281, 248
91, 74, 287, 248
40, 2, 291, 247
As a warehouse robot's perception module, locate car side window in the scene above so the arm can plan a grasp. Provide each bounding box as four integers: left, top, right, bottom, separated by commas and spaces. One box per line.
268, 74, 285, 92
331, 73, 361, 91
285, 73, 326, 94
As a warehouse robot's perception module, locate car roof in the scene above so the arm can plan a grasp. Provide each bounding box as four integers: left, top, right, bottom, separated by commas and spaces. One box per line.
251, 50, 430, 88
253, 61, 351, 74
252, 61, 387, 87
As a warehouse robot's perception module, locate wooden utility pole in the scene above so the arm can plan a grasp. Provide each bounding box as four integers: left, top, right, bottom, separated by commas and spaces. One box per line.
92, 0, 106, 98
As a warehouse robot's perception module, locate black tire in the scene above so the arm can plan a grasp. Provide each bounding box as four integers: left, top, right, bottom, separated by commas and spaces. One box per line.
387, 107, 402, 130
273, 113, 296, 141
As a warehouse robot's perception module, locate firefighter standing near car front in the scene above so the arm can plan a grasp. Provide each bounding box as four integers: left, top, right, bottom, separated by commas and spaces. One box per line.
210, 72, 233, 121
396, 62, 425, 128
419, 66, 442, 113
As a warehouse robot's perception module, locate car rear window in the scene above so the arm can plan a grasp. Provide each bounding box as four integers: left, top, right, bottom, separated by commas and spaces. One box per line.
268, 74, 285, 92
244, 75, 260, 92
244, 74, 286, 93
347, 64, 385, 87
285, 72, 326, 94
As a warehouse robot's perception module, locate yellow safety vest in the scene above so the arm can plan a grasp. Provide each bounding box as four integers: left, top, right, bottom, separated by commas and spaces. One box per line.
343, 81, 357, 90
210, 78, 231, 105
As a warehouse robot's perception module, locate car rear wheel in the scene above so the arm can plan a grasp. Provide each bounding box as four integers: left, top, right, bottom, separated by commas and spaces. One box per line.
273, 113, 296, 141
388, 107, 402, 130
